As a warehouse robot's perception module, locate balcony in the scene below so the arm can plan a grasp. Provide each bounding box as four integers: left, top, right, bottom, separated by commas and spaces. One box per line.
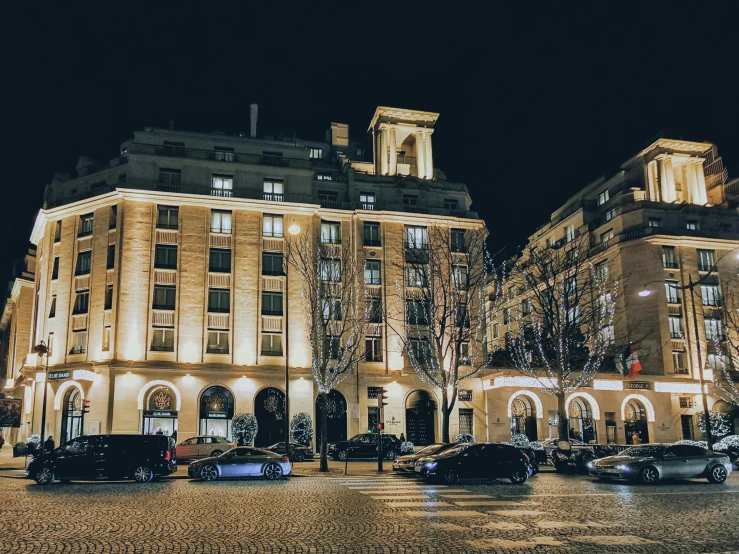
262, 309, 284, 317
402, 204, 429, 214
361, 202, 376, 211
211, 151, 236, 162
364, 239, 381, 247
69, 347, 86, 355
150, 345, 174, 352
211, 188, 233, 198
321, 199, 341, 209
263, 193, 284, 202
260, 155, 289, 167
261, 348, 283, 356
156, 145, 186, 157
206, 347, 229, 355
157, 182, 181, 193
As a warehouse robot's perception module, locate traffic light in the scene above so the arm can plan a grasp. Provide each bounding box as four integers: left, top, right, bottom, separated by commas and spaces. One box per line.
82, 400, 91, 415
377, 423, 383, 430
379, 388, 389, 408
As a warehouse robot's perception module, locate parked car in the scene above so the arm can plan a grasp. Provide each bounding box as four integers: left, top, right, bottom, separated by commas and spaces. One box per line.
552, 442, 618, 474
176, 436, 234, 461
188, 447, 291, 481
27, 434, 177, 485
540, 437, 585, 460
589, 444, 733, 484
414, 444, 472, 476
393, 443, 458, 473
424, 443, 530, 484
328, 433, 401, 461
264, 441, 313, 462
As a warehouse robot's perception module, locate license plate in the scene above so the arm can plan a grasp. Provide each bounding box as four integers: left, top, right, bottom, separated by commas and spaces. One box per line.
603, 468, 618, 474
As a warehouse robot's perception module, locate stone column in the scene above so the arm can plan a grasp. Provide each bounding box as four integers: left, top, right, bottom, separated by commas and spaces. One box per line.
658, 156, 676, 203
694, 160, 708, 205
388, 127, 397, 175
647, 160, 660, 201
424, 131, 434, 179
415, 130, 426, 179
379, 126, 389, 176
685, 161, 699, 205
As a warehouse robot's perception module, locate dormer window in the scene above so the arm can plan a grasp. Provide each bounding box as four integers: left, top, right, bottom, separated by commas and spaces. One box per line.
308, 148, 323, 159
211, 175, 233, 197
214, 147, 235, 162
360, 192, 376, 210
444, 199, 459, 211
263, 179, 284, 201
597, 189, 610, 206
317, 173, 333, 181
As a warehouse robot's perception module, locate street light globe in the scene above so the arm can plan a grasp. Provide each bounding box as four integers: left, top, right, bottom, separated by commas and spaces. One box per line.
288, 223, 301, 236
638, 289, 652, 297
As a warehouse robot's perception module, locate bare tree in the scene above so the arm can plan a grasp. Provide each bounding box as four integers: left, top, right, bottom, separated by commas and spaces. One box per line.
387, 225, 489, 443
710, 274, 739, 406
286, 227, 369, 471
489, 234, 617, 441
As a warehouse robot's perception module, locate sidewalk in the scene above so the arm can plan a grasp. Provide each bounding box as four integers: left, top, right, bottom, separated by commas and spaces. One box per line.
0, 445, 28, 472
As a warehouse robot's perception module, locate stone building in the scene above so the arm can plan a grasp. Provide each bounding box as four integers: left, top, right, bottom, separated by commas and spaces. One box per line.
485, 138, 739, 445
4, 106, 488, 449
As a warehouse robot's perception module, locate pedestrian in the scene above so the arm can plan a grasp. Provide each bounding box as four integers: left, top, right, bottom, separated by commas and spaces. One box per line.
631, 431, 641, 445
155, 428, 164, 435
0, 432, 5, 450
44, 435, 55, 452
171, 430, 177, 443
400, 433, 406, 442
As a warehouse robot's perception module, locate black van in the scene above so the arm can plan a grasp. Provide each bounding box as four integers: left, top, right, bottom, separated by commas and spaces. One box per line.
27, 434, 177, 485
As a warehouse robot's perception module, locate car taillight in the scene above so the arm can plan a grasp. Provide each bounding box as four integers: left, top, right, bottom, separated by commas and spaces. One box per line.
165, 450, 172, 461
524, 454, 530, 462
280, 457, 289, 462
229, 443, 235, 449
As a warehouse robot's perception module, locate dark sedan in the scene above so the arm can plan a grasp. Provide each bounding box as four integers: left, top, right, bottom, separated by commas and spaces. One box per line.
424, 443, 530, 484
393, 443, 459, 473
264, 441, 313, 462
589, 444, 732, 484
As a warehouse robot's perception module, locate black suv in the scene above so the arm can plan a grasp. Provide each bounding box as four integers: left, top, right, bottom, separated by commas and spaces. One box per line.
424, 443, 530, 484
328, 433, 401, 461
27, 434, 177, 485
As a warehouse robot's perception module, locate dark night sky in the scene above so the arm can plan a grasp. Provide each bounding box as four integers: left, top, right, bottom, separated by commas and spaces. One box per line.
2, 2, 739, 284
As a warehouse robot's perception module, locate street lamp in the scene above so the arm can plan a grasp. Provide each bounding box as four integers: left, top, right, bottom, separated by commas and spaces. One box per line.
284, 222, 301, 461
33, 341, 49, 459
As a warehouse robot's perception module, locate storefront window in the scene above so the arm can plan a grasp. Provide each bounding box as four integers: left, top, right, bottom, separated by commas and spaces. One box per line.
143, 386, 178, 437
199, 386, 235, 440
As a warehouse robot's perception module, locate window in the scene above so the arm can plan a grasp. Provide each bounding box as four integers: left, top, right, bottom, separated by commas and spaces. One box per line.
702, 284, 721, 306
662, 246, 678, 269
211, 175, 233, 197
668, 316, 683, 339
262, 292, 283, 316
444, 198, 459, 211
459, 408, 474, 435
403, 194, 418, 207
492, 323, 500, 339
158, 169, 181, 189
648, 218, 661, 228
157, 206, 179, 229
110, 205, 117, 229
567, 306, 579, 325
564, 225, 575, 243
321, 221, 341, 244
70, 331, 87, 355
52, 257, 60, 280
604, 208, 616, 222
565, 275, 577, 297
75, 251, 91, 276
104, 284, 113, 310
364, 222, 381, 246
208, 289, 230, 313
707, 353, 730, 371
405, 266, 428, 288
320, 259, 341, 282
408, 338, 432, 364
600, 324, 615, 344
672, 351, 688, 374
360, 192, 376, 210
451, 228, 466, 252
367, 387, 381, 399
308, 147, 322, 159
452, 265, 468, 289
407, 300, 431, 325
211, 210, 232, 234
597, 189, 610, 206
73, 292, 89, 315
366, 298, 382, 323
155, 245, 177, 269
458, 390, 473, 402
686, 221, 699, 231
261, 333, 283, 356
79, 214, 94, 237
209, 248, 231, 273
460, 343, 470, 364
263, 215, 283, 238
152, 286, 176, 310
456, 305, 470, 328
262, 252, 284, 276
364, 260, 381, 285
681, 415, 694, 440
405, 226, 428, 249
48, 295, 57, 318
102, 326, 111, 352
679, 396, 694, 409
107, 244, 116, 269
318, 190, 338, 207
151, 328, 175, 352
207, 331, 229, 354
54, 220, 62, 242
322, 298, 342, 321
366, 337, 383, 362
594, 261, 609, 282
600, 229, 614, 244
697, 249, 715, 272
665, 281, 680, 304
214, 146, 234, 162
316, 173, 333, 181
705, 318, 725, 341
263, 179, 284, 201
356, 147, 365, 157
503, 308, 510, 325
162, 141, 185, 157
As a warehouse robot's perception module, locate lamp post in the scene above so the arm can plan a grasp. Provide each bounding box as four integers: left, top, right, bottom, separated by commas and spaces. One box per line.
33, 341, 49, 459
284, 223, 302, 462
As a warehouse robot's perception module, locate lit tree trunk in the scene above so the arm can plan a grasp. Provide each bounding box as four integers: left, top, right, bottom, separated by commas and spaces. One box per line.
557, 391, 568, 441
319, 391, 329, 472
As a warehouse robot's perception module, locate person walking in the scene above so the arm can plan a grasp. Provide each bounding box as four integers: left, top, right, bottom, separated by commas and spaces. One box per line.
44, 436, 55, 452
400, 433, 406, 442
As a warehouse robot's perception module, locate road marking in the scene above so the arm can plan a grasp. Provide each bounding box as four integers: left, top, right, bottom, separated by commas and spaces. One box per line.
386, 501, 451, 507
569, 535, 661, 545
438, 494, 493, 499
358, 489, 468, 494
488, 509, 545, 517
369, 495, 432, 500
503, 490, 739, 498
454, 500, 540, 507
537, 521, 619, 529
465, 537, 564, 549
473, 521, 527, 531
404, 510, 489, 518
347, 485, 447, 490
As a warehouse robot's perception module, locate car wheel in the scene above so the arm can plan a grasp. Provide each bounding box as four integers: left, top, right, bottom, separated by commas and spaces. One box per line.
34, 467, 55, 485
708, 465, 728, 484
264, 463, 284, 480
444, 470, 459, 485
639, 466, 659, 484
210, 450, 223, 457
338, 450, 348, 461
293, 450, 305, 462
133, 466, 154, 483
510, 467, 529, 484
199, 464, 219, 481
385, 450, 398, 461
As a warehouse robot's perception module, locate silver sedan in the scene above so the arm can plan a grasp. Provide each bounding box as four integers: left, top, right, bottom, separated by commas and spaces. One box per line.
589, 443, 732, 484
188, 447, 292, 481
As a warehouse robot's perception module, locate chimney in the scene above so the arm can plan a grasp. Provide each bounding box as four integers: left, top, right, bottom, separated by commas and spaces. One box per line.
250, 103, 258, 138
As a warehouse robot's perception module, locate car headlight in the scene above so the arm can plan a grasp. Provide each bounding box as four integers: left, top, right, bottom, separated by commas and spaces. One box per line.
425, 462, 437, 470
615, 465, 630, 472
587, 461, 595, 469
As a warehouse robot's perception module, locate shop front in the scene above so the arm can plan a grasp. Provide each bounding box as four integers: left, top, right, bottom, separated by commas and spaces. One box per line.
142, 385, 178, 437
199, 386, 234, 440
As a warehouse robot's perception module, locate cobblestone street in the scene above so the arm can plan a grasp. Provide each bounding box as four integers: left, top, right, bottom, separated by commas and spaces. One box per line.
1, 464, 739, 553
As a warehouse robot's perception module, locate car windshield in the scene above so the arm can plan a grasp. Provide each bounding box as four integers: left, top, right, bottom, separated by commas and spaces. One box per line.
622, 446, 665, 457
438, 444, 468, 458
416, 444, 445, 456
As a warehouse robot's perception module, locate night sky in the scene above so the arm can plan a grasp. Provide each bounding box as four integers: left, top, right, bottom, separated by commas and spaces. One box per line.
2, 3, 738, 285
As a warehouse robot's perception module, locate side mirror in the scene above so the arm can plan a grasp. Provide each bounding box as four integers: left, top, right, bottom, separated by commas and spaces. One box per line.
558, 440, 571, 451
